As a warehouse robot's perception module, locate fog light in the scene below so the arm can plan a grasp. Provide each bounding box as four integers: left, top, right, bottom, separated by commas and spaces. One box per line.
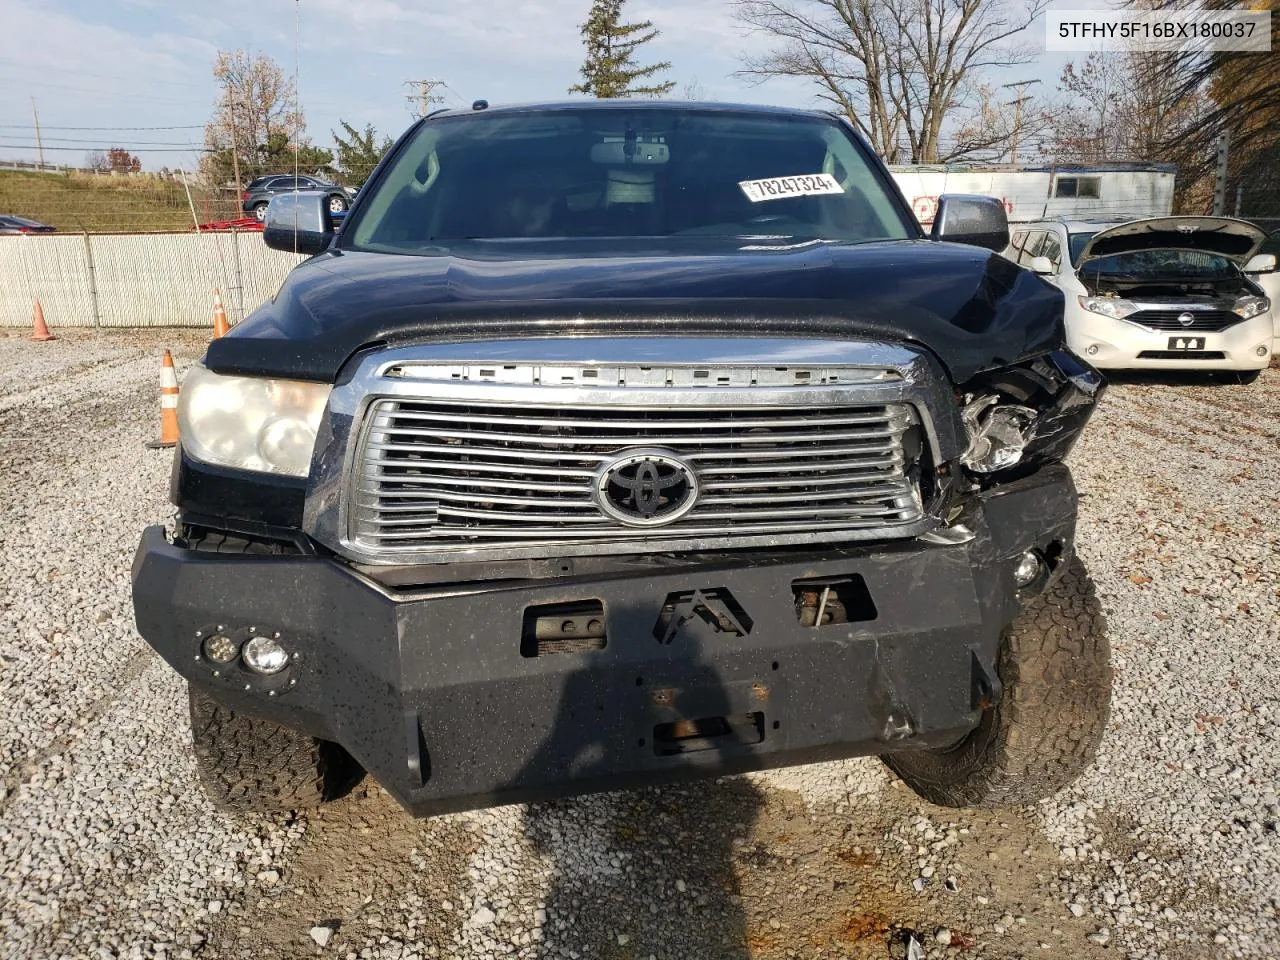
1257, 345, 1269, 357
242, 636, 289, 675
1086, 345, 1100, 356
1014, 551, 1042, 588
203, 634, 240, 664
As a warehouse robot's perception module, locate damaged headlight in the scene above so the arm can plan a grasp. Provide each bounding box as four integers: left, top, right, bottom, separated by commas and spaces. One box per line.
959, 352, 1105, 479
1078, 296, 1140, 320
1233, 295, 1271, 320
178, 364, 331, 478
961, 396, 1038, 473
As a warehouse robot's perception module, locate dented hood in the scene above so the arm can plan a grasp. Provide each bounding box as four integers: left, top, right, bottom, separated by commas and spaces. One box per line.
206, 237, 1065, 385
1078, 216, 1267, 264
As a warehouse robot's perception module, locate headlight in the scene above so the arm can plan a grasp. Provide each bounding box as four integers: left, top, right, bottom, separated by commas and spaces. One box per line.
1078, 296, 1140, 320
178, 365, 330, 477
961, 395, 1038, 473
1234, 295, 1271, 320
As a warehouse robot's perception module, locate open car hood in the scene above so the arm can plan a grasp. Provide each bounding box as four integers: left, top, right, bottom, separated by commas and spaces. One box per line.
1078, 216, 1267, 265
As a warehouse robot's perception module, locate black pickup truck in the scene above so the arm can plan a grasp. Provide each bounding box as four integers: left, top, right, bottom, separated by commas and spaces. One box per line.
132, 101, 1111, 817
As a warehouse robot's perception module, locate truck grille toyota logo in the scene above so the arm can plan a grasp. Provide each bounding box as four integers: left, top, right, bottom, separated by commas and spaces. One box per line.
595, 449, 699, 527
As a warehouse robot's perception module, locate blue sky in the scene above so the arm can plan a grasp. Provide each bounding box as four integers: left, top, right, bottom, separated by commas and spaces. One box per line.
0, 0, 1073, 173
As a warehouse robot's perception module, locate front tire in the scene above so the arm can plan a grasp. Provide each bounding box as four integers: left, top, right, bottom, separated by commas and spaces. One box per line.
328, 194, 349, 214
189, 686, 362, 812
883, 556, 1111, 807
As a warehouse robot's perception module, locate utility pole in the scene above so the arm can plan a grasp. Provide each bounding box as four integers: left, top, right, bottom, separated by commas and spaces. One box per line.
1001, 79, 1040, 163
1212, 133, 1230, 216
30, 97, 45, 169
404, 79, 447, 119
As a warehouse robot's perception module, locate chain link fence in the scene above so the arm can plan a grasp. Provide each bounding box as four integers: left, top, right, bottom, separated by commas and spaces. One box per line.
0, 231, 304, 328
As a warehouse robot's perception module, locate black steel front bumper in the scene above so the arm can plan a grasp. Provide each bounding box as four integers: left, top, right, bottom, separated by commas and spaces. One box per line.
132, 465, 1078, 817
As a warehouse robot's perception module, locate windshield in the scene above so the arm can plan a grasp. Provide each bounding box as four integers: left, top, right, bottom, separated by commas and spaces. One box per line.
1068, 231, 1096, 267
344, 108, 914, 252
1079, 249, 1240, 281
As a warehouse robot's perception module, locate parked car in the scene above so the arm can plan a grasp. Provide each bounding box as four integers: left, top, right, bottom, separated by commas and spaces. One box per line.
1256, 228, 1280, 351
1009, 217, 1274, 381
241, 175, 352, 222
0, 214, 56, 235
133, 100, 1111, 819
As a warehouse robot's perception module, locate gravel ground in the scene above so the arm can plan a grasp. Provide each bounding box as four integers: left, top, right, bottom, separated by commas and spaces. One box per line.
0, 328, 1277, 960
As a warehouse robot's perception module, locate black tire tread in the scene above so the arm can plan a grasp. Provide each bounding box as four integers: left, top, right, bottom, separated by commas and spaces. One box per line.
189, 686, 358, 812
883, 556, 1112, 807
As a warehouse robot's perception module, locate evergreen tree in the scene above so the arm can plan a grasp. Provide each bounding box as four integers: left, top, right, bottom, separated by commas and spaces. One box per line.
332, 121, 393, 186
569, 0, 676, 99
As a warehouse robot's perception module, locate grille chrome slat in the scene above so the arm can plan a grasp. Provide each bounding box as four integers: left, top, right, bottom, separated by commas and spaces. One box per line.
365, 424, 905, 449
357, 481, 914, 517
349, 396, 927, 558
366, 515, 914, 541
376, 409, 903, 430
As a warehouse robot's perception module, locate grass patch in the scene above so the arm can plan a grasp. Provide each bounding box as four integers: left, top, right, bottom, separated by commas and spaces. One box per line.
0, 170, 238, 232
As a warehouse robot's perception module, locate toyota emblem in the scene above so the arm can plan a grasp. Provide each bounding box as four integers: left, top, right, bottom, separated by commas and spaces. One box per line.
1177, 312, 1196, 327
594, 449, 698, 527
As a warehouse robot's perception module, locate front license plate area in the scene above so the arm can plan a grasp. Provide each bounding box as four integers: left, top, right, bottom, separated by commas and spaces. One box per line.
1167, 336, 1207, 350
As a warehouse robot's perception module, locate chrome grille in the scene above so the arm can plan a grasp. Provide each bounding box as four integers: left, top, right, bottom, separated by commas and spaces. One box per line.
350, 398, 926, 558
1128, 309, 1242, 332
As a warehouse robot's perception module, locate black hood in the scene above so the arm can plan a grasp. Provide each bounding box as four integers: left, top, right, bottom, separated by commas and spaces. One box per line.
206, 238, 1064, 384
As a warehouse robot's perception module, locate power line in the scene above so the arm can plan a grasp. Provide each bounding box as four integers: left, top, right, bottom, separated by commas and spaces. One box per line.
0, 123, 206, 131
12, 136, 207, 146
0, 57, 204, 88
0, 143, 210, 153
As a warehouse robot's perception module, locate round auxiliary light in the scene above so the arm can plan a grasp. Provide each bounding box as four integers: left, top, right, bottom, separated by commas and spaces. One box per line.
1257, 346, 1269, 358
1086, 344, 1100, 356
203, 634, 240, 664
242, 636, 290, 675
1014, 551, 1042, 588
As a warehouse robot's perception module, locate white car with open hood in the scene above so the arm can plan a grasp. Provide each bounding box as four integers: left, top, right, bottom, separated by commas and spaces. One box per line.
1008, 216, 1276, 380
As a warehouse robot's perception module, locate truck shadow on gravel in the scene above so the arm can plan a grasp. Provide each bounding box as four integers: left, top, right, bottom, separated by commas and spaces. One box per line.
513, 637, 764, 958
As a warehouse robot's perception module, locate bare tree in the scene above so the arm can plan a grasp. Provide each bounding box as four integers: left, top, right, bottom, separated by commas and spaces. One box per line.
201, 50, 331, 185
1137, 1, 1279, 215
1040, 51, 1208, 208
733, 0, 1048, 163
682, 77, 706, 100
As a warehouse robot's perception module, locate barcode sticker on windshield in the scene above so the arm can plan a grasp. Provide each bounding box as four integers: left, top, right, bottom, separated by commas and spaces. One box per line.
738, 174, 844, 203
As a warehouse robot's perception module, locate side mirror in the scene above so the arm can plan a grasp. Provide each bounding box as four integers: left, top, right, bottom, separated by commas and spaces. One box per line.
929, 194, 1010, 252
1243, 253, 1277, 274
263, 192, 333, 255
1027, 255, 1055, 275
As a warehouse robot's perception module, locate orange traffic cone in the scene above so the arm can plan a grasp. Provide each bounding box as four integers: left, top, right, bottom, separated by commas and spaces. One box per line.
30, 299, 56, 342
212, 290, 230, 339
146, 350, 180, 449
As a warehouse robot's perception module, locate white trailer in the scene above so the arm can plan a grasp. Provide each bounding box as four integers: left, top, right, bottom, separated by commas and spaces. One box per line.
889, 164, 1176, 228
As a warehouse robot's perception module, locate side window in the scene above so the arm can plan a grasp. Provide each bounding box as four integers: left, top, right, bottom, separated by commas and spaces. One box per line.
1017, 231, 1044, 265
1041, 233, 1063, 270
1010, 229, 1027, 256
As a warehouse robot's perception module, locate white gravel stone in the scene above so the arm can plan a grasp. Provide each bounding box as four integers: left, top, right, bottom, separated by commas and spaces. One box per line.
311, 926, 334, 947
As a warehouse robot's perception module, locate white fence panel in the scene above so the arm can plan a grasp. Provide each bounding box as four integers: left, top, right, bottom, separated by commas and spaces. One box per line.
236, 238, 308, 318
0, 235, 94, 327
0, 232, 305, 328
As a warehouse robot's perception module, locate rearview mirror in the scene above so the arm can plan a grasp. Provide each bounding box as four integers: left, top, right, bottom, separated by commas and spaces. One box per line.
1027, 255, 1055, 275
1243, 253, 1277, 274
263, 192, 333, 256
929, 195, 1010, 252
